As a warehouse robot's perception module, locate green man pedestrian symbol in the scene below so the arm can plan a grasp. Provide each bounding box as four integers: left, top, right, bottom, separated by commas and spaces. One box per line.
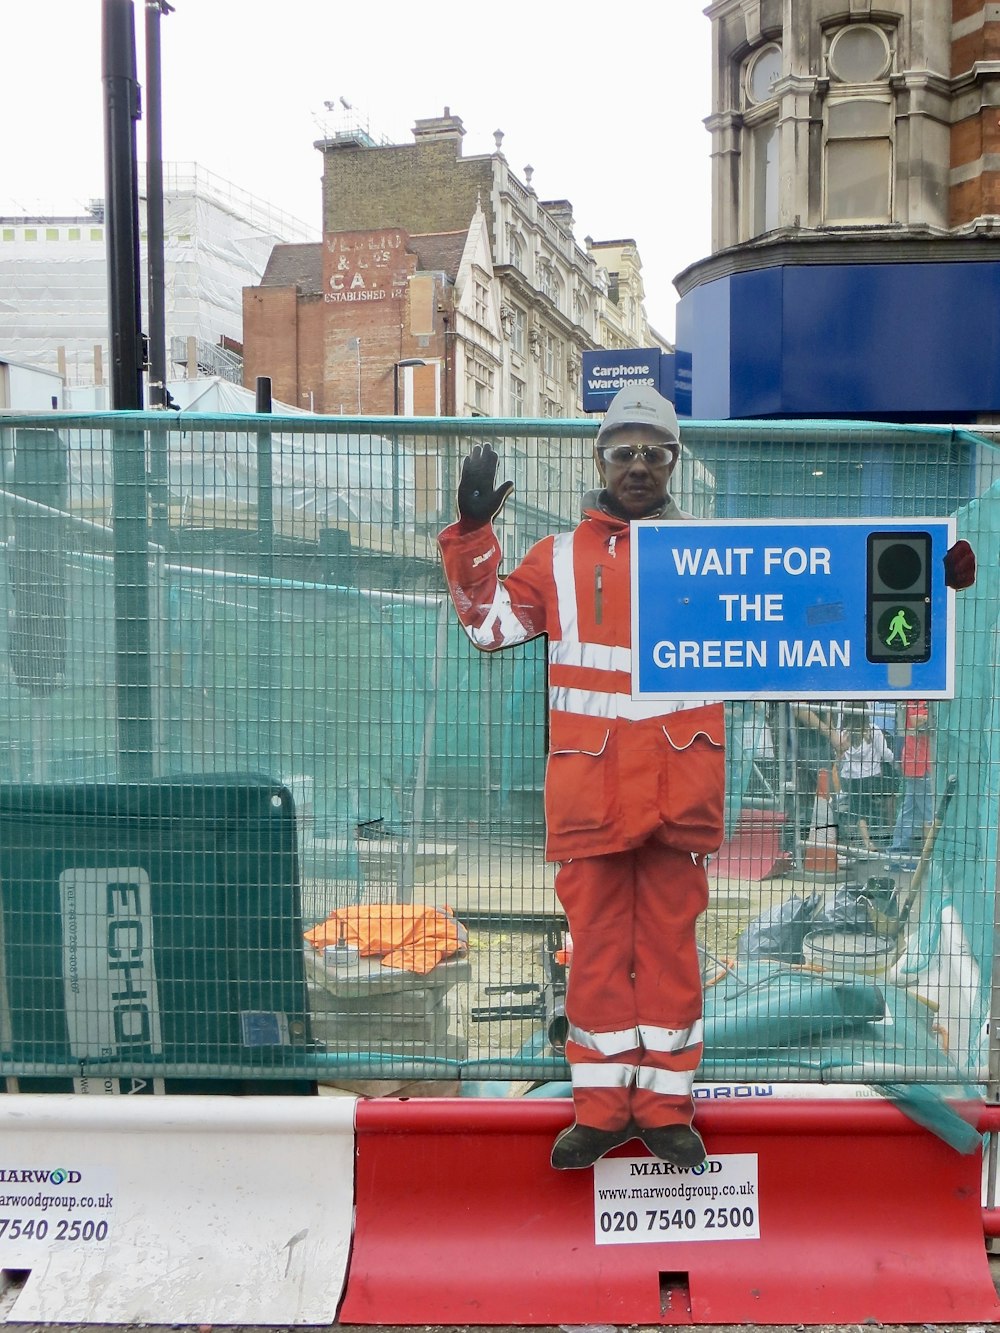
886, 609, 913, 647
877, 604, 923, 654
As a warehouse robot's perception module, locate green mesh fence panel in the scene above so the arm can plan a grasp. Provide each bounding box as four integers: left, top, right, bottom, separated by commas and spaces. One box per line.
0, 411, 995, 1112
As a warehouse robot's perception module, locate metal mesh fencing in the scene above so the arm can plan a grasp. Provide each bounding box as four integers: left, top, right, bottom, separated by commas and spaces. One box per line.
0, 411, 996, 1108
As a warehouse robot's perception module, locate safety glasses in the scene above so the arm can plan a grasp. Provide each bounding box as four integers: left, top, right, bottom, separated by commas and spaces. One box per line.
599, 442, 677, 466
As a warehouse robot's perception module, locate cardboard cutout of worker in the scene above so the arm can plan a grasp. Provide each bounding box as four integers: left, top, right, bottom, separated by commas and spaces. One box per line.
439, 385, 720, 1170
438, 388, 977, 1171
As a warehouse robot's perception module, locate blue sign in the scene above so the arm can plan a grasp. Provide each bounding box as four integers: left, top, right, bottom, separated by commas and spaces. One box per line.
659, 353, 676, 406
673, 349, 692, 418
631, 518, 956, 700
582, 348, 661, 413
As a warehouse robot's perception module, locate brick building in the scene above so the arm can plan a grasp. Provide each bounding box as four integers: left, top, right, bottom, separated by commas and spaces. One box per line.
674, 0, 1000, 420
243, 109, 668, 419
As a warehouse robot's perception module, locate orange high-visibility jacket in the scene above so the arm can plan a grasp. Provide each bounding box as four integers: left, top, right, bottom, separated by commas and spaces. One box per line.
438, 503, 726, 862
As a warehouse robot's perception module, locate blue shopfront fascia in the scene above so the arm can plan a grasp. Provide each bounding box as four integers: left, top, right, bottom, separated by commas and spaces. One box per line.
673, 258, 1000, 421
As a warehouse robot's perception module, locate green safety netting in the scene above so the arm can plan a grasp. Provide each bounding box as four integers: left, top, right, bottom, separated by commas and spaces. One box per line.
0, 411, 994, 1143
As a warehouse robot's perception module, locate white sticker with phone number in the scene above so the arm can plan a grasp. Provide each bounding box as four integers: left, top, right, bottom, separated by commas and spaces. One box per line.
593, 1152, 759, 1244
0, 1165, 116, 1265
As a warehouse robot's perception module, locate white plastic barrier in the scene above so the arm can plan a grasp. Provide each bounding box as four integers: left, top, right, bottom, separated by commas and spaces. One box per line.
0, 1095, 356, 1325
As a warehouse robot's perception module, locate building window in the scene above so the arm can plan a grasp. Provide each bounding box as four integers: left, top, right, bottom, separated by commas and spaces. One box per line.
745, 43, 781, 105
89, 228, 102, 241
473, 278, 490, 326
24, 229, 37, 241
509, 232, 524, 270
824, 98, 892, 222
539, 261, 563, 310
741, 43, 782, 238
509, 376, 525, 417
510, 305, 526, 356
1, 229, 14, 242
543, 331, 561, 379
68, 227, 81, 240
467, 352, 495, 415
538, 261, 552, 301
823, 25, 893, 225
828, 24, 891, 84
750, 119, 780, 233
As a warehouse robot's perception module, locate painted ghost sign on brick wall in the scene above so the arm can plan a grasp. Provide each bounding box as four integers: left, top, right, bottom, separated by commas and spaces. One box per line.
323, 230, 409, 305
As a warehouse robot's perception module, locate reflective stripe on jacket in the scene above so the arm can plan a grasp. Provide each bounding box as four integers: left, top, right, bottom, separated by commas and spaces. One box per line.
438, 506, 726, 861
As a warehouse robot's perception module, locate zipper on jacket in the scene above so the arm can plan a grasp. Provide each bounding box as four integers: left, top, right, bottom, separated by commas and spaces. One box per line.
595, 565, 603, 624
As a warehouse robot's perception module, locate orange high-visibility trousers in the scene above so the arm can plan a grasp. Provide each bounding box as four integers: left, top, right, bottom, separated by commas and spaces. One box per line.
557, 838, 708, 1132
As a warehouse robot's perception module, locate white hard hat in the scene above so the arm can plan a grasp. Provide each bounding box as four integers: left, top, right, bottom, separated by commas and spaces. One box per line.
596, 384, 680, 449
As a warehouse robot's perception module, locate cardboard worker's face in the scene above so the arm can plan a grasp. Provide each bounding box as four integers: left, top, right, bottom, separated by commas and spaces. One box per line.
596, 424, 679, 519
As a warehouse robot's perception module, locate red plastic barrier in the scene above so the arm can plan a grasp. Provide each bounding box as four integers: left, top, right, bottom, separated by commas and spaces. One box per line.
341, 1098, 1000, 1326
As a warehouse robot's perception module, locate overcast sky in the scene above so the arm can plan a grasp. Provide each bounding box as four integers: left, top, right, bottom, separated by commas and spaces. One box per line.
2, 0, 713, 338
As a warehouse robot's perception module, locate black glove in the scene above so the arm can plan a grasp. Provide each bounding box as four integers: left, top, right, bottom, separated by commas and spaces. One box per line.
943, 539, 976, 590
457, 442, 514, 526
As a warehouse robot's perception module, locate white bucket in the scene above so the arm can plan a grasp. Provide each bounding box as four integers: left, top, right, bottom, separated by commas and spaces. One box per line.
802, 929, 897, 978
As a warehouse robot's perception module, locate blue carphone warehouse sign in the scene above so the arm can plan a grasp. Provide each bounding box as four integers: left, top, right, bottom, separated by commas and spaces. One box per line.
631, 518, 956, 700
582, 348, 662, 412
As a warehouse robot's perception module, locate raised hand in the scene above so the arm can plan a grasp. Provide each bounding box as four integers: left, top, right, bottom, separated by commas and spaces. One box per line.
457, 442, 514, 526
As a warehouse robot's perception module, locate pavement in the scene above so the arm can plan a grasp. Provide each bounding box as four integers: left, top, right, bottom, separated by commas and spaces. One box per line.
1, 1257, 997, 1331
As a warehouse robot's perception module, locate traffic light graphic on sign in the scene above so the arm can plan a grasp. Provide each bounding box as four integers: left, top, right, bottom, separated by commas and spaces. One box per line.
866, 531, 932, 664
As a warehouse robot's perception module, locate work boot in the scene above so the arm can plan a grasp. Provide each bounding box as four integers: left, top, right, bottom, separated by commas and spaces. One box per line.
638, 1124, 706, 1169
550, 1122, 633, 1170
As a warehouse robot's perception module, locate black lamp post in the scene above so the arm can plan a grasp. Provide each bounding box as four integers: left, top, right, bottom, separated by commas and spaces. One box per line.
391, 358, 426, 529
103, 0, 152, 778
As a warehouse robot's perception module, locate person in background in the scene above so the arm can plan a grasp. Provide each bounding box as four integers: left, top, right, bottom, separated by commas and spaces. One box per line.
887, 699, 933, 861
779, 704, 841, 865
835, 707, 893, 851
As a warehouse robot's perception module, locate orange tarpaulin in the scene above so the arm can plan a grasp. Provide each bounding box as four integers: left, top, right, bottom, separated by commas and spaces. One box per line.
305, 905, 468, 974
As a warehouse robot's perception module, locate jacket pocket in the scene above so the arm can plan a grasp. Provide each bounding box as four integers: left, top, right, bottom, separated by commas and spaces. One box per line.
657, 705, 726, 853
545, 712, 612, 835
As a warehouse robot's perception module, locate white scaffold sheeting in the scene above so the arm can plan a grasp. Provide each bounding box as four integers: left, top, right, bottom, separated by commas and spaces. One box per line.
64, 418, 416, 530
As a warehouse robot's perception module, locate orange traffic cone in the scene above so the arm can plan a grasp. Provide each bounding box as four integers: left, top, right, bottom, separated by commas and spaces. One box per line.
802, 767, 842, 874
